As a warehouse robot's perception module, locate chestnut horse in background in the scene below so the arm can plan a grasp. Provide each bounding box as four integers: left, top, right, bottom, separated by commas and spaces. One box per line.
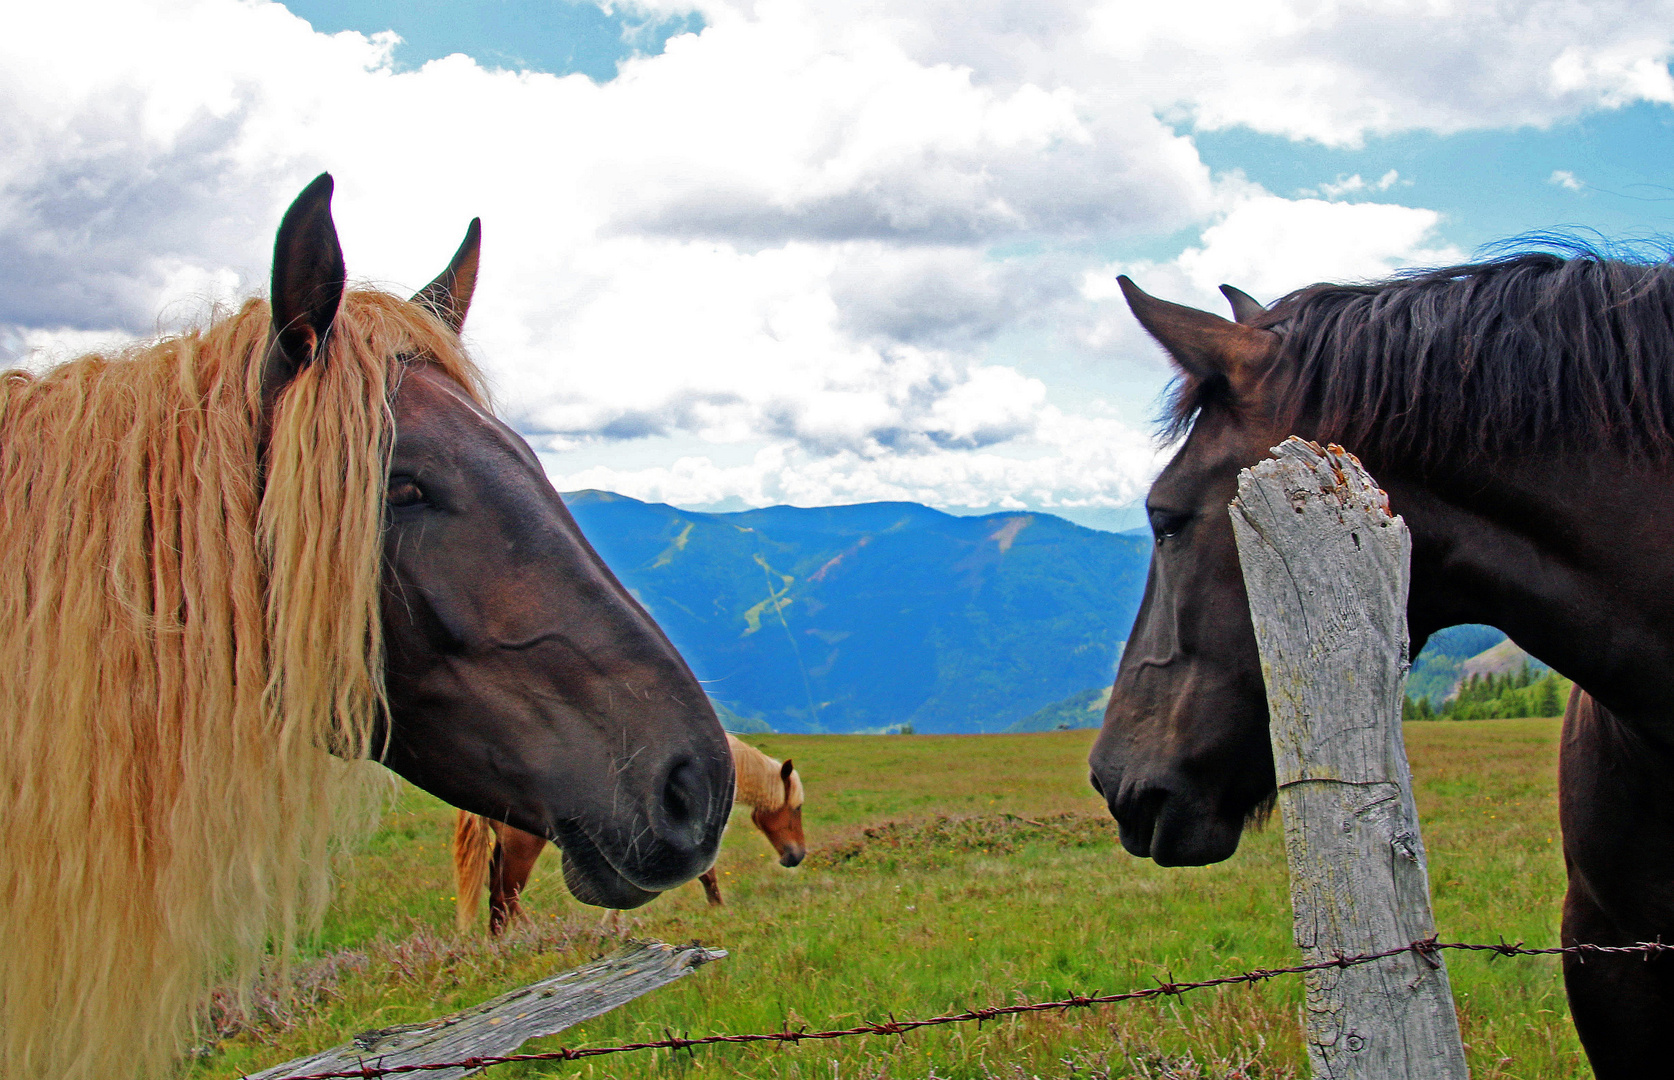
454, 733, 805, 933
1092, 253, 1674, 1078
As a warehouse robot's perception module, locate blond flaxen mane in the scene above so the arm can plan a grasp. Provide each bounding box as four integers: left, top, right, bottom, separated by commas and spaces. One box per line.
0, 289, 485, 1080
727, 732, 803, 811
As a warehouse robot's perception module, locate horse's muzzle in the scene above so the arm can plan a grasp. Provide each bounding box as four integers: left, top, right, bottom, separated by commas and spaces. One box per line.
1096, 770, 1246, 868
583, 750, 732, 895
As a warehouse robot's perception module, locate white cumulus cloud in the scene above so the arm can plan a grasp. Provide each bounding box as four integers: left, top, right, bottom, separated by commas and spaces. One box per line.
1084, 0, 1674, 147
544, 408, 1168, 511
1081, 183, 1467, 347
1550, 169, 1587, 192
3, 0, 1667, 514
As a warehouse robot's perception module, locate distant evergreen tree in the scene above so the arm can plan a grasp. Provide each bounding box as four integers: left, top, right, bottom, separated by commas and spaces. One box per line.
1538, 674, 1563, 717
1405, 662, 1570, 721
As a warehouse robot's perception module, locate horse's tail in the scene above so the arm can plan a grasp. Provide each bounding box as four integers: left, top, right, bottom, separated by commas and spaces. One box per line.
452, 810, 498, 933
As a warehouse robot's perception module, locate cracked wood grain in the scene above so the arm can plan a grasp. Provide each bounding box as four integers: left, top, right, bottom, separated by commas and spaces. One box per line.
1230, 438, 1468, 1080
247, 940, 727, 1080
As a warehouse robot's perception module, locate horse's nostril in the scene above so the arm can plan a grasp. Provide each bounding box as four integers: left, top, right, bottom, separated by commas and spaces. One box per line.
661, 759, 699, 825
1089, 771, 1106, 798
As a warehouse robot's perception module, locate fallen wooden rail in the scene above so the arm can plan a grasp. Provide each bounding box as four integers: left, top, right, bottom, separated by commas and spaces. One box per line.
248, 940, 725, 1080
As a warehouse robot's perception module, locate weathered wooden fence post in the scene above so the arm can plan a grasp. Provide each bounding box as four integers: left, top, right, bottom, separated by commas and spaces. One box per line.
1229, 438, 1469, 1080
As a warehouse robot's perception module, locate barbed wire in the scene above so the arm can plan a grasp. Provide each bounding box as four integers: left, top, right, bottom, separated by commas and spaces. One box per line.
255, 938, 1674, 1080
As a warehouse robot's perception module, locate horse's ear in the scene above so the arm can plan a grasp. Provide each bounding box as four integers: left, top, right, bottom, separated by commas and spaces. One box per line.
263, 173, 345, 420
780, 759, 794, 785
1219, 284, 1267, 325
1119, 276, 1277, 391
412, 218, 481, 332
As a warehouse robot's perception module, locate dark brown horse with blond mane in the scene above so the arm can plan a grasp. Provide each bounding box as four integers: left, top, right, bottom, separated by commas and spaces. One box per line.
0, 175, 732, 1080
1094, 253, 1674, 1077
454, 732, 805, 932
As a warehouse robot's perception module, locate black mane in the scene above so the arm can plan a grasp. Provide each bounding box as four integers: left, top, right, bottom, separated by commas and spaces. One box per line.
1167, 249, 1674, 466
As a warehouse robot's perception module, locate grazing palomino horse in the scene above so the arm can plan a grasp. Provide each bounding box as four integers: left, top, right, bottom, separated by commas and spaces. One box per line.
1091, 253, 1674, 1078
455, 733, 805, 932
0, 175, 732, 1080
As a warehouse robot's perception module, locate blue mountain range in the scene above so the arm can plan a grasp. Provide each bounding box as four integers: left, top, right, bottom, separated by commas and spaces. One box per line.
564, 490, 1522, 733
563, 491, 1151, 733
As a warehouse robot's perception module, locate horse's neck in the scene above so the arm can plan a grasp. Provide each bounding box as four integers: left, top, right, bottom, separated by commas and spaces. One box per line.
733, 783, 763, 810
1389, 453, 1674, 724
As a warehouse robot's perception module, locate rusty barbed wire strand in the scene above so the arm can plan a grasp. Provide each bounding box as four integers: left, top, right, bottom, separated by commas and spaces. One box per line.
252, 939, 1674, 1080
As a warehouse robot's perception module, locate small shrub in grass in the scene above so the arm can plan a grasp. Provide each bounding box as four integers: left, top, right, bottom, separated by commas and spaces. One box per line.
812, 813, 1118, 870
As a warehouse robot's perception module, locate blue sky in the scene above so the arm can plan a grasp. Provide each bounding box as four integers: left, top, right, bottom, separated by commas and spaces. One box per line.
282, 0, 703, 82
1200, 108, 1674, 257
5, 0, 1673, 530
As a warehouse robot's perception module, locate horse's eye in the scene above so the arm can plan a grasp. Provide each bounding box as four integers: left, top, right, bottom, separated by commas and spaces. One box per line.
1148, 508, 1191, 543
388, 478, 426, 508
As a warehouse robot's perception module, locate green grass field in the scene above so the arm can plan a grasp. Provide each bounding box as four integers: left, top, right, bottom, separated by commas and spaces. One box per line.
187, 720, 1580, 1079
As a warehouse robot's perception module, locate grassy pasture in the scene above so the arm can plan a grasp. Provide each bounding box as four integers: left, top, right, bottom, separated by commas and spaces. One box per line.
188, 721, 1580, 1080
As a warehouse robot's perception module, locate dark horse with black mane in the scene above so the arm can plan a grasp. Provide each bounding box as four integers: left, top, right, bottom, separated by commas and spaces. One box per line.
1092, 252, 1674, 1077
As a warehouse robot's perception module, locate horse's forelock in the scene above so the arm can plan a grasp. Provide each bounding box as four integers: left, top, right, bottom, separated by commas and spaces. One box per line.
1158, 369, 1223, 444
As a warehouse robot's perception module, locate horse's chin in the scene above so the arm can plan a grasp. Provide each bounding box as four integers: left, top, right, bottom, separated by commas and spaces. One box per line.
554, 826, 662, 910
